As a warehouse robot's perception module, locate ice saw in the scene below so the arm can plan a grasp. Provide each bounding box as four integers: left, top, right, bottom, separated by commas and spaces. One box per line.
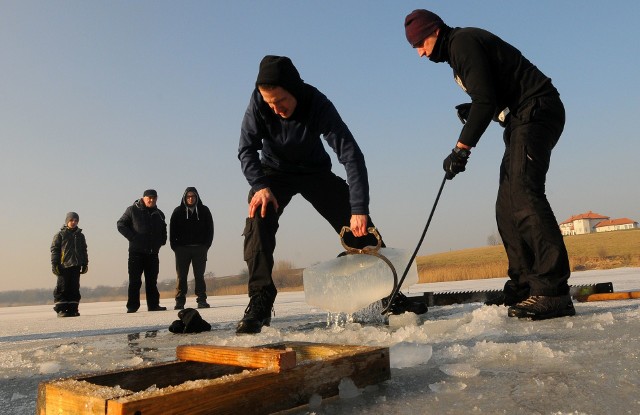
404, 282, 614, 307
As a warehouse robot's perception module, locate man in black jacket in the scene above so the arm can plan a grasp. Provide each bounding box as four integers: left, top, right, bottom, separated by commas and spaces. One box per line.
117, 189, 167, 313
169, 187, 214, 310
236, 55, 387, 334
404, 10, 573, 320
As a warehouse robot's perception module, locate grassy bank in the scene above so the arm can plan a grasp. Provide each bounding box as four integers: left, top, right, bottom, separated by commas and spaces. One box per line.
416, 229, 640, 283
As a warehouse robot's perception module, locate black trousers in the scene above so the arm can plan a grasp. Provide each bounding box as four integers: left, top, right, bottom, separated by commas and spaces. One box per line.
53, 266, 81, 312
174, 245, 208, 305
243, 170, 383, 297
127, 252, 161, 311
496, 94, 570, 297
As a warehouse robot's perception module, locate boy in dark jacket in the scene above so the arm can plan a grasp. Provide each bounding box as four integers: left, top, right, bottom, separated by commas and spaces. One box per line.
117, 189, 167, 313
404, 9, 573, 320
50, 212, 88, 317
169, 187, 214, 310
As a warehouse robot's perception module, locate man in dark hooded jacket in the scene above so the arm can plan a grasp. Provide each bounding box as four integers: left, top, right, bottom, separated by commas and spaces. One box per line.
236, 55, 392, 334
404, 9, 573, 320
169, 187, 214, 310
117, 189, 167, 313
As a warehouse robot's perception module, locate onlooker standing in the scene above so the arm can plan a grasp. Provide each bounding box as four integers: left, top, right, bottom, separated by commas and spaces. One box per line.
50, 212, 88, 317
117, 189, 167, 313
169, 187, 214, 310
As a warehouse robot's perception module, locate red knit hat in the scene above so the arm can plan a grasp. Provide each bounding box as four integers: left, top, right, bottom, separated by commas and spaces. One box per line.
404, 9, 444, 47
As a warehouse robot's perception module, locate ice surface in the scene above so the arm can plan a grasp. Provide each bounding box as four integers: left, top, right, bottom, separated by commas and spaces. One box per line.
1, 267, 639, 414
303, 248, 418, 313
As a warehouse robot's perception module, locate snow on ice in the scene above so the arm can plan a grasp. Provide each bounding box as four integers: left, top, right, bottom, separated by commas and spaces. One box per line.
0, 267, 639, 414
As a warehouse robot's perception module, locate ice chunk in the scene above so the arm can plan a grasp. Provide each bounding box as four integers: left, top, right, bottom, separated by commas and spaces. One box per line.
338, 377, 361, 399
303, 248, 418, 313
390, 342, 432, 368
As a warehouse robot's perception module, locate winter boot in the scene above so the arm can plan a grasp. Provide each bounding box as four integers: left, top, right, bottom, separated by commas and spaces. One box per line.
508, 295, 576, 320
236, 289, 276, 334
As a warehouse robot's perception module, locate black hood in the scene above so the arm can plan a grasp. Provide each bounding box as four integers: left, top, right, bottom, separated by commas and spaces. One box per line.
181, 186, 203, 207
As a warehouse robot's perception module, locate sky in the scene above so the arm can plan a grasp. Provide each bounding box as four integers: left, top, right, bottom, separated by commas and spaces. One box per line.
1, 268, 639, 414
1, 1, 639, 291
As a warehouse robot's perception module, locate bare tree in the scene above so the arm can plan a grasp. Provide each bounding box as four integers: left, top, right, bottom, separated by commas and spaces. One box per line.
487, 230, 503, 246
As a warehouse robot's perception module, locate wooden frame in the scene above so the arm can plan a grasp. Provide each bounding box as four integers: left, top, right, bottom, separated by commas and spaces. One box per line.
37, 342, 390, 415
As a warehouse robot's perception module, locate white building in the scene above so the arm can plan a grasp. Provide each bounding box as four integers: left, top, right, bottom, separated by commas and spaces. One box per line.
559, 211, 638, 236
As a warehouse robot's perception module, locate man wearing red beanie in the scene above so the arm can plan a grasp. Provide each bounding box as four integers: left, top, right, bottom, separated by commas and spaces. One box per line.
404, 10, 573, 320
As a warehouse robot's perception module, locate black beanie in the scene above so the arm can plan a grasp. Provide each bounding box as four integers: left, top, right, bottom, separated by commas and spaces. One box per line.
143, 189, 158, 197
255, 55, 304, 97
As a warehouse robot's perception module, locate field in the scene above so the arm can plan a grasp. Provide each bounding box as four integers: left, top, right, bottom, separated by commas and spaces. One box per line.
417, 228, 640, 283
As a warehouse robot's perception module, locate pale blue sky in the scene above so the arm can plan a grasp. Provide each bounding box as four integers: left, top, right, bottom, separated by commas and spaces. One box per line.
1, 1, 638, 291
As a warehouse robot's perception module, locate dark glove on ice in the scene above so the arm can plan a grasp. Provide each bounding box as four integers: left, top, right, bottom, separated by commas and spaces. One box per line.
169, 308, 212, 334
443, 147, 470, 180
52, 265, 61, 276
455, 103, 472, 125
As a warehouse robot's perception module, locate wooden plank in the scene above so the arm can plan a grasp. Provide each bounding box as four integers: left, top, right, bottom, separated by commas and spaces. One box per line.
39, 380, 126, 415
176, 344, 297, 371
576, 291, 640, 302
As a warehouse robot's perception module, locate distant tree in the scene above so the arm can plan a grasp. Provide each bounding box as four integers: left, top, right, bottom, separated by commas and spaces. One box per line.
487, 230, 503, 246
274, 259, 295, 271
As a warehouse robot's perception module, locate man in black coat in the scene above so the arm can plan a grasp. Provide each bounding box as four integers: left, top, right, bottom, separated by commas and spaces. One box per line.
404, 9, 573, 320
169, 187, 214, 310
117, 189, 167, 313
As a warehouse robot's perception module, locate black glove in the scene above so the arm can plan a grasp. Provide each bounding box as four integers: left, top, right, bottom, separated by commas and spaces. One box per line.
443, 147, 470, 180
455, 103, 472, 125
52, 265, 61, 276
80, 265, 88, 274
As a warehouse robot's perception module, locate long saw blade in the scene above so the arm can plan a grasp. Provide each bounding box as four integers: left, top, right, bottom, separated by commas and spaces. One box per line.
406, 282, 613, 307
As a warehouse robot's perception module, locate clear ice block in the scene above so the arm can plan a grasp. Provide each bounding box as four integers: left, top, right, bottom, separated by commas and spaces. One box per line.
303, 248, 418, 313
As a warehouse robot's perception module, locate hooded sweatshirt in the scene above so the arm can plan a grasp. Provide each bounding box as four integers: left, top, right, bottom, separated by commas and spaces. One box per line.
169, 187, 214, 250
238, 56, 370, 215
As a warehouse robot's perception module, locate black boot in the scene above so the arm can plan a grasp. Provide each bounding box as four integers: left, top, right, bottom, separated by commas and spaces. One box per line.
236, 290, 276, 334
382, 292, 428, 315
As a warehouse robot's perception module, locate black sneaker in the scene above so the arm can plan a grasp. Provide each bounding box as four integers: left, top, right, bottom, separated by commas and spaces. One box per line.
382, 292, 428, 315
174, 304, 185, 310
236, 291, 275, 334
197, 302, 211, 309
508, 295, 576, 320
148, 306, 167, 312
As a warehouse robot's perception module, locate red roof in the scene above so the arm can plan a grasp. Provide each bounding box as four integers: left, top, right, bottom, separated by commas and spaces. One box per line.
560, 211, 609, 224
595, 218, 637, 228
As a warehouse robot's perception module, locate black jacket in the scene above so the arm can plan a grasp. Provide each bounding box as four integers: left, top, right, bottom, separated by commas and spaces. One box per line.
117, 199, 167, 254
51, 226, 88, 268
169, 187, 214, 250
430, 25, 559, 147
238, 84, 370, 215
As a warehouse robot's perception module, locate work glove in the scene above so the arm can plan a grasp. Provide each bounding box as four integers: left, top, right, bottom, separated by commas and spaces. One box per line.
443, 147, 470, 180
52, 265, 61, 276
455, 103, 472, 125
80, 265, 88, 274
